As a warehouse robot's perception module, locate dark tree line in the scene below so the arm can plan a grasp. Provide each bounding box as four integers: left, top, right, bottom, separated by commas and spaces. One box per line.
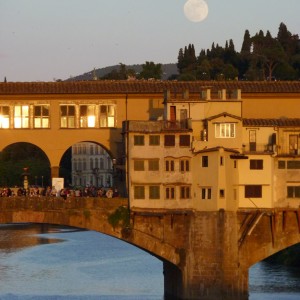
177, 22, 300, 81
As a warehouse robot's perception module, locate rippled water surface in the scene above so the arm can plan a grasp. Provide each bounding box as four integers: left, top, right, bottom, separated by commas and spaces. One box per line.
0, 224, 300, 299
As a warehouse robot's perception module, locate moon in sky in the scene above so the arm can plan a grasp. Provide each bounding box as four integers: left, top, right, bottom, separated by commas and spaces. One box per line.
184, 0, 209, 22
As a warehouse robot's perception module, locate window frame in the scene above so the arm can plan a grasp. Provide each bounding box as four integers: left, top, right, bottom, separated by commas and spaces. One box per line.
215, 123, 236, 138
149, 185, 160, 199
134, 186, 145, 199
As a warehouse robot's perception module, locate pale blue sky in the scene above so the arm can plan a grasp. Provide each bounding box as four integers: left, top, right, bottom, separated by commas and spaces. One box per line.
0, 0, 299, 82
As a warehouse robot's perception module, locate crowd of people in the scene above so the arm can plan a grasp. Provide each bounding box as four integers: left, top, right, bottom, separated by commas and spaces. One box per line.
0, 186, 120, 198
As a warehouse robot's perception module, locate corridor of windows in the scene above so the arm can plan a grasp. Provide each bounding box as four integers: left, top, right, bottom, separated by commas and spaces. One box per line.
0, 104, 116, 129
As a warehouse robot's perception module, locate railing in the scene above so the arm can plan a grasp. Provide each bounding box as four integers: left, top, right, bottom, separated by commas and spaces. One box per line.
123, 120, 192, 132
242, 143, 274, 154
0, 196, 128, 211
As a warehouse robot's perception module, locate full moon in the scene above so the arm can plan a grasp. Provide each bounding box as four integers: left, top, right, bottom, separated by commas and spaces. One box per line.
184, 0, 209, 22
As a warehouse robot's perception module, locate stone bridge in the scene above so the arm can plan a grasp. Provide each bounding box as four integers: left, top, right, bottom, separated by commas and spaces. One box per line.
0, 196, 300, 300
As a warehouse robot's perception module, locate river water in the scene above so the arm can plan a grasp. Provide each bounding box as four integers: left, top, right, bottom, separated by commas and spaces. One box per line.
0, 224, 299, 300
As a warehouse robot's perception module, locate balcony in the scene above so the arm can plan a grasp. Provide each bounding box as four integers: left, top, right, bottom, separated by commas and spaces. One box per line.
122, 119, 192, 133
242, 143, 275, 154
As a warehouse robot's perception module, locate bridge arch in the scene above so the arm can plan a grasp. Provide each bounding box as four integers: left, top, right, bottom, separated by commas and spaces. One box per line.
0, 197, 181, 267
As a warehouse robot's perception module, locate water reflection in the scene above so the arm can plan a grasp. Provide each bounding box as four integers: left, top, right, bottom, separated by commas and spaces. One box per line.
0, 224, 300, 299
0, 224, 164, 299
0, 224, 65, 253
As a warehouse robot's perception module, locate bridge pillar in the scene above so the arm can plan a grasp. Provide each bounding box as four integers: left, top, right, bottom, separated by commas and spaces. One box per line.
164, 210, 248, 300
51, 166, 60, 179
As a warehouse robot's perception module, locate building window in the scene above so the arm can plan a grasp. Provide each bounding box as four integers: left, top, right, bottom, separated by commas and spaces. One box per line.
202, 156, 208, 167
219, 189, 225, 198
134, 186, 145, 199
0, 106, 10, 128
14, 105, 29, 128
80, 105, 96, 128
134, 160, 144, 171
165, 186, 175, 199
134, 135, 145, 146
250, 159, 263, 170
215, 123, 235, 138
149, 186, 160, 199
180, 159, 190, 172
34, 105, 50, 128
220, 156, 224, 166
287, 161, 300, 169
179, 135, 190, 147
180, 186, 191, 199
149, 135, 160, 145
202, 188, 212, 200
100, 105, 115, 127
165, 159, 175, 171
90, 158, 93, 170
287, 186, 300, 198
148, 159, 159, 171
278, 161, 286, 169
234, 160, 237, 168
245, 185, 262, 198
164, 135, 175, 146
60, 105, 75, 128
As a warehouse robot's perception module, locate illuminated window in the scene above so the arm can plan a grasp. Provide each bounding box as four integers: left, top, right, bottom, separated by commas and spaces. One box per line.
215, 123, 235, 138
0, 106, 10, 128
60, 105, 75, 128
80, 105, 96, 128
100, 105, 115, 127
34, 105, 50, 128
14, 105, 29, 128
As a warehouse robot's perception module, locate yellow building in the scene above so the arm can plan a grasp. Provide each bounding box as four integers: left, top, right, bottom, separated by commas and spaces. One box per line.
124, 87, 300, 211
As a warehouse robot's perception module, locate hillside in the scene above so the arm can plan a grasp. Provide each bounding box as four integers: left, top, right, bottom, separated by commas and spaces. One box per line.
66, 63, 178, 81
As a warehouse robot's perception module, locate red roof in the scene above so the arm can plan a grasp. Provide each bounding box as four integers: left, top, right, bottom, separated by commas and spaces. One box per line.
243, 118, 300, 127
0, 81, 300, 95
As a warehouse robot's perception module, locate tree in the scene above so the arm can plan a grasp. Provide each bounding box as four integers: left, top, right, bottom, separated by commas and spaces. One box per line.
139, 61, 162, 80
251, 30, 286, 80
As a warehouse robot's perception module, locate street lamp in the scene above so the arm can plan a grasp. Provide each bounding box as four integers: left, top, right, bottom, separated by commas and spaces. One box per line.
22, 167, 30, 191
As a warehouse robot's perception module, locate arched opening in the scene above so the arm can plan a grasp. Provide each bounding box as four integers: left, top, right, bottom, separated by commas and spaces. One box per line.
249, 243, 300, 297
0, 142, 51, 191
59, 141, 124, 197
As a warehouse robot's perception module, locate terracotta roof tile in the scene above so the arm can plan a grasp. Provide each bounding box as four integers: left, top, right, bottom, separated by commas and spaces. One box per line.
243, 118, 300, 127
0, 81, 300, 95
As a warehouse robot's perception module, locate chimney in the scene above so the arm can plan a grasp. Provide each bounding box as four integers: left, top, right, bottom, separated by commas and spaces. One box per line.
232, 89, 241, 100
218, 89, 226, 100
183, 89, 189, 100
201, 88, 211, 100
164, 89, 171, 102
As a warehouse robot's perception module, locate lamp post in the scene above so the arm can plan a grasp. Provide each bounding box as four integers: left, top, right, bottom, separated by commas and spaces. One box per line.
22, 167, 30, 192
